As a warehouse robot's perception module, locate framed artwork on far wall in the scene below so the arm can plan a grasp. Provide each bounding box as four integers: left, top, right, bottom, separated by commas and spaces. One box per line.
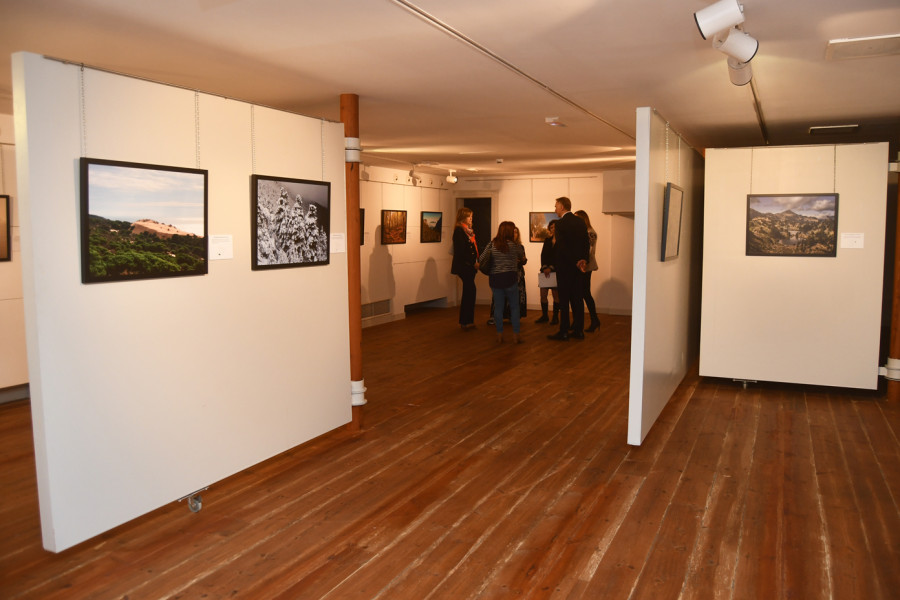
251, 174, 331, 270
529, 211, 558, 242
660, 182, 684, 261
746, 193, 838, 257
0, 195, 10, 262
79, 158, 208, 283
381, 209, 407, 244
360, 208, 365, 246
420, 211, 442, 243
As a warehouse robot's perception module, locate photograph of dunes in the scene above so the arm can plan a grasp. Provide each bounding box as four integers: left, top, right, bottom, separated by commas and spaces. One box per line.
79, 158, 208, 283
746, 193, 838, 257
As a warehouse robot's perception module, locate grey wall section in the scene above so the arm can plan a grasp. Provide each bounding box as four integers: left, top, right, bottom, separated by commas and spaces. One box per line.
13, 52, 351, 552
700, 143, 888, 389
628, 108, 704, 446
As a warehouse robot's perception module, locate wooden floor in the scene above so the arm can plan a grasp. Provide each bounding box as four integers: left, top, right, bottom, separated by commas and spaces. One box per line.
1, 305, 899, 599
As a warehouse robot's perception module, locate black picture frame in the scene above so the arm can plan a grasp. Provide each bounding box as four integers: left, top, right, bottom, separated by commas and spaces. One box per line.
0, 195, 9, 262
746, 193, 838, 257
360, 208, 365, 246
660, 182, 684, 261
529, 211, 557, 242
381, 210, 407, 245
251, 174, 331, 270
79, 158, 208, 284
420, 211, 442, 243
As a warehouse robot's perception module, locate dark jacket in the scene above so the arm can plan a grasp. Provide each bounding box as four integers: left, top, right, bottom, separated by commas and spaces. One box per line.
553, 212, 589, 272
451, 226, 478, 276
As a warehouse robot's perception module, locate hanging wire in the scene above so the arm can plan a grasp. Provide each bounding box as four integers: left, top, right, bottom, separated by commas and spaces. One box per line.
321, 119, 326, 181
79, 65, 87, 157
0, 144, 6, 193
194, 91, 201, 169
664, 122, 670, 184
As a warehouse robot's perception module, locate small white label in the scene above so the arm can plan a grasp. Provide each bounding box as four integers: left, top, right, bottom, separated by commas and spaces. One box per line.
840, 233, 864, 249
209, 234, 233, 260
331, 233, 346, 253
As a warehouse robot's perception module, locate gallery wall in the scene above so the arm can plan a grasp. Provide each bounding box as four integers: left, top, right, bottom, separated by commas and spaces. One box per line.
356, 167, 636, 325
0, 113, 28, 396
13, 52, 352, 551
700, 142, 888, 389
628, 107, 704, 446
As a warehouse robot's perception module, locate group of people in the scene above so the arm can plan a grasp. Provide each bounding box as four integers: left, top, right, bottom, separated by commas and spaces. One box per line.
450, 196, 600, 342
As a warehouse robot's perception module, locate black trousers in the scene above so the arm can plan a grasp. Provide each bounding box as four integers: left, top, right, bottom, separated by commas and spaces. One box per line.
556, 266, 584, 334
457, 271, 476, 325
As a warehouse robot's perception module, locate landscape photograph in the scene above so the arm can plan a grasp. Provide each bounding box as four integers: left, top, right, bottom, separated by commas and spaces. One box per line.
252, 176, 330, 269
381, 210, 407, 245
746, 193, 838, 257
420, 211, 442, 243
80, 159, 208, 283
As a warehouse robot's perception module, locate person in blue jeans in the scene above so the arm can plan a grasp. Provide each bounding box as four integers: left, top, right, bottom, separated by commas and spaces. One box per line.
479, 221, 526, 343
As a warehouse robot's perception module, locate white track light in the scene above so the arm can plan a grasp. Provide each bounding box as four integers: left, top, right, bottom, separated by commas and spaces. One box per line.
694, 0, 745, 40
714, 27, 759, 63
446, 169, 458, 184
727, 57, 753, 86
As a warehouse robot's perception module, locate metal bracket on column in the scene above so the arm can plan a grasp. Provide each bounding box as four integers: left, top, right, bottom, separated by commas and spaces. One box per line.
351, 378, 367, 406
345, 137, 361, 163
880, 357, 900, 381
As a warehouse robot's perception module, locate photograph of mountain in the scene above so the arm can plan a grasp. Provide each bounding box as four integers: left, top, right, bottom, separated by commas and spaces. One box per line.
79, 158, 208, 283
746, 193, 838, 257
252, 175, 330, 270
420, 211, 442, 243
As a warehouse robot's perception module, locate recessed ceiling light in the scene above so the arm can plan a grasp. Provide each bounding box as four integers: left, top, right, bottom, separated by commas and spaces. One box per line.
808, 124, 859, 135
545, 116, 566, 127
826, 34, 900, 60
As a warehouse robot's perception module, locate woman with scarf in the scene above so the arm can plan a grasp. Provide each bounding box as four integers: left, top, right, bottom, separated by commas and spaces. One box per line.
451, 207, 479, 330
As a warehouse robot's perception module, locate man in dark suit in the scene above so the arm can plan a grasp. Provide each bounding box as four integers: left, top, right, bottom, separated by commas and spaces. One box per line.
548, 196, 590, 341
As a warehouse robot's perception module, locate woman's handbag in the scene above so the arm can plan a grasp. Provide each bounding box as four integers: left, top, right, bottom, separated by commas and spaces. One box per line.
478, 243, 493, 275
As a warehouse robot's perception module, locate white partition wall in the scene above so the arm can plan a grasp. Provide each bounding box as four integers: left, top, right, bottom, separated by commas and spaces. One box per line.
13, 52, 351, 551
628, 108, 704, 446
700, 143, 888, 389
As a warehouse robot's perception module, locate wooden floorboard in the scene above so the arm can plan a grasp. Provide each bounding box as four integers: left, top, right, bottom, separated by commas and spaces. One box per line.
1, 305, 898, 599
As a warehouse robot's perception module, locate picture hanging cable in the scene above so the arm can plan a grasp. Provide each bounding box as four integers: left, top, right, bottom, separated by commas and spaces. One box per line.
194, 91, 201, 169
80, 64, 87, 158
321, 120, 326, 182
665, 122, 670, 184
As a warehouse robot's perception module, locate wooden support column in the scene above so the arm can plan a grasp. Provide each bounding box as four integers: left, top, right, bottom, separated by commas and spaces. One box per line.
888, 177, 900, 401
341, 93, 366, 429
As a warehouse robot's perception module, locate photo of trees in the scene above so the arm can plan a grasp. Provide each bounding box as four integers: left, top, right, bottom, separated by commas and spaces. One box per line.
252, 176, 330, 270
746, 194, 838, 257
80, 159, 208, 283
381, 210, 407, 245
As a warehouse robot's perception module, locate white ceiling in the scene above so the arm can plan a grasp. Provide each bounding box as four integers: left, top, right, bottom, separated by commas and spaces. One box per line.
1, 0, 898, 177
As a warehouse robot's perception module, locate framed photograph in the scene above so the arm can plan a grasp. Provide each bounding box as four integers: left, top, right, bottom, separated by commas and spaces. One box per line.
79, 158, 208, 284
660, 182, 684, 261
360, 208, 365, 246
381, 210, 407, 245
746, 193, 838, 257
529, 211, 557, 242
420, 211, 443, 243
0, 195, 9, 262
251, 175, 331, 270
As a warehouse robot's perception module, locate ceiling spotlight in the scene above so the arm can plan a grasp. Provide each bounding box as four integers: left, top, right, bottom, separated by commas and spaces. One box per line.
694, 0, 745, 40
408, 169, 421, 185
545, 116, 566, 127
446, 169, 458, 184
713, 27, 759, 63
727, 57, 752, 85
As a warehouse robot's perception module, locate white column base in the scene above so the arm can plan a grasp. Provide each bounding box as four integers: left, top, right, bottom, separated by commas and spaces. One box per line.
351, 379, 367, 406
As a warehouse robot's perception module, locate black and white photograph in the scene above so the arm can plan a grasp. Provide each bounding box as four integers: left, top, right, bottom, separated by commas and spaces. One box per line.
79, 158, 208, 283
660, 183, 684, 261
252, 175, 331, 270
746, 193, 838, 257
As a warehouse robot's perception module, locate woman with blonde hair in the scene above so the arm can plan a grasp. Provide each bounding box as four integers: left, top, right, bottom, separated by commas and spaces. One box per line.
451, 207, 479, 330
478, 221, 526, 343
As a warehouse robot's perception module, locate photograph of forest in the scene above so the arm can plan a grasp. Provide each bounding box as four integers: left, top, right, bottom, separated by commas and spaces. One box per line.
79, 158, 208, 283
420, 211, 442, 243
1, 195, 9, 261
746, 193, 838, 257
252, 176, 330, 270
529, 211, 557, 242
381, 210, 407, 244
